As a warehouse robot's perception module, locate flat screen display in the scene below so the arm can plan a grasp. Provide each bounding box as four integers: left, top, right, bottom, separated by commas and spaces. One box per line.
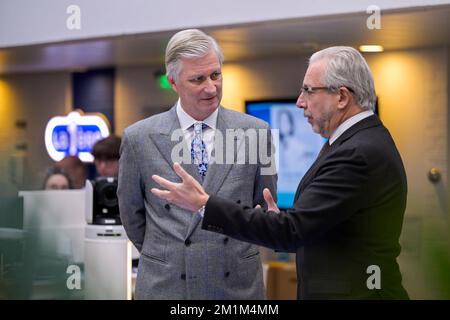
246, 99, 325, 209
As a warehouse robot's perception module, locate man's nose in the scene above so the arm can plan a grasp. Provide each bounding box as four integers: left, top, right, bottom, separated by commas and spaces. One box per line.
296, 93, 306, 109
204, 78, 217, 94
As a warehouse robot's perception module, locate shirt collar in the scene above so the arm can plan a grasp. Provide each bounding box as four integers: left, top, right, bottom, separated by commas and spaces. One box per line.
329, 110, 374, 145
176, 99, 218, 130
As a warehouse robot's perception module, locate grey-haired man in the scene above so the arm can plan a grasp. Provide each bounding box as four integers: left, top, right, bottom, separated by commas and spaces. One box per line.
118, 29, 277, 299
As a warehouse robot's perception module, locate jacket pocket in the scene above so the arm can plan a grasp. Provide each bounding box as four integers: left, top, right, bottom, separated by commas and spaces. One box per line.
140, 251, 168, 266
241, 250, 260, 261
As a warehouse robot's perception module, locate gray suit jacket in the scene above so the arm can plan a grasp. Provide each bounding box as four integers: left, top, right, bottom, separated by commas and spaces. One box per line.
118, 105, 277, 299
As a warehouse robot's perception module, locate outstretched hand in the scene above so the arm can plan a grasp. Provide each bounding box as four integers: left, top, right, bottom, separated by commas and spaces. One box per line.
151, 163, 209, 212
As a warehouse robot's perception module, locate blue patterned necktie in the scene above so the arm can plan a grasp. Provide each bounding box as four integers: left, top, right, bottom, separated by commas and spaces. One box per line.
191, 122, 209, 179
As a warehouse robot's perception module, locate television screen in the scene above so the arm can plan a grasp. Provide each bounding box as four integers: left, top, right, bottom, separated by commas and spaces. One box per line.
246, 99, 325, 209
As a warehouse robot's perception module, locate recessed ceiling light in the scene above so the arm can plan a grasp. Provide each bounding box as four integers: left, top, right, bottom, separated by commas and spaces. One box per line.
359, 45, 384, 52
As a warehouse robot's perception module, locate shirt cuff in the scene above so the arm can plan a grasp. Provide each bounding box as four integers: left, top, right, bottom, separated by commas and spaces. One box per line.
197, 205, 205, 218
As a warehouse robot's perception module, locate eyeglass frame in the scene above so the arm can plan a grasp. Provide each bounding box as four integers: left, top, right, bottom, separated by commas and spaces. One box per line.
300, 85, 354, 97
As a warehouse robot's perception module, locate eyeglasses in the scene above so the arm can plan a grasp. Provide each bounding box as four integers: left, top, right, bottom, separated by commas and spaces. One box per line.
300, 86, 354, 97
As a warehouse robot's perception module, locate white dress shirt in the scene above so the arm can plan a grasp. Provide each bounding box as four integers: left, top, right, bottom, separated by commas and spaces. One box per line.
329, 110, 374, 145
176, 99, 218, 162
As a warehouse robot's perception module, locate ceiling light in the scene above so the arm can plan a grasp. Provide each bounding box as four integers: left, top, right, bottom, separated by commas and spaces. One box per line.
359, 45, 384, 53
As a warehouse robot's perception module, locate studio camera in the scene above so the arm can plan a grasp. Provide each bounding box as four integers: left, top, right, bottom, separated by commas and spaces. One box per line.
91, 177, 121, 225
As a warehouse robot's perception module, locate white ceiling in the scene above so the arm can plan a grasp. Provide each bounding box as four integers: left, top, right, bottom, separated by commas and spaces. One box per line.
0, 5, 449, 74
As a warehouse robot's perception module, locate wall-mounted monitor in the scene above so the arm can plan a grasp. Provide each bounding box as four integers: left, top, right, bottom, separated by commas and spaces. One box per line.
246, 99, 325, 209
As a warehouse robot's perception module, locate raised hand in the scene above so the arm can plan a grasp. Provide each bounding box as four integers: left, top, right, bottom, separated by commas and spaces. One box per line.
151, 162, 209, 212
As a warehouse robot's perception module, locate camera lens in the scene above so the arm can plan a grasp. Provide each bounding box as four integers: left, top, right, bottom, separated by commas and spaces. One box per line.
102, 185, 118, 207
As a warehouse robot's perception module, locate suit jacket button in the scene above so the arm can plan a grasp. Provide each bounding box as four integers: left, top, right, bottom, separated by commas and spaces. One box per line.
224, 271, 230, 278
164, 204, 170, 210
181, 274, 186, 280
223, 237, 229, 245
236, 200, 241, 204
185, 239, 191, 246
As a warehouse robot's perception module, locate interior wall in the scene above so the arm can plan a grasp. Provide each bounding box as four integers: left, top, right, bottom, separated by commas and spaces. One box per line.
366, 46, 450, 299
114, 66, 178, 135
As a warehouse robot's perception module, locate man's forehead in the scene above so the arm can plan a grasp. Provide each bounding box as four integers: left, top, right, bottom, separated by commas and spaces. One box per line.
182, 62, 221, 73
180, 52, 220, 71
303, 60, 327, 84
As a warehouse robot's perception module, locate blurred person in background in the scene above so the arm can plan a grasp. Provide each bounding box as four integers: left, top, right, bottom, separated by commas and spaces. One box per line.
56, 155, 88, 189
91, 135, 121, 178
43, 166, 73, 190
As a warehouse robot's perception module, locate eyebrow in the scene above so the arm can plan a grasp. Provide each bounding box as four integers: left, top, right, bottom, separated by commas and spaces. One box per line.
188, 70, 221, 79
196, 68, 220, 75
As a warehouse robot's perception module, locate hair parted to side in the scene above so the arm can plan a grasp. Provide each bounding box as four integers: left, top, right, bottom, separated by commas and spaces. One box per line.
165, 29, 224, 82
309, 46, 376, 111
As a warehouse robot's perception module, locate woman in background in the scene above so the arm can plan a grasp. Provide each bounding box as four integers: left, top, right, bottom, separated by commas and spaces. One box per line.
43, 166, 73, 190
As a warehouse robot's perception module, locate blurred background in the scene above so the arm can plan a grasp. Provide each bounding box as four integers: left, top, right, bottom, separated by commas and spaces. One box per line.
1, 0, 450, 299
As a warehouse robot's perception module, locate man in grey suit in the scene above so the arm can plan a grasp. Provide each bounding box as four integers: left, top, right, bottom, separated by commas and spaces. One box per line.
117, 29, 277, 299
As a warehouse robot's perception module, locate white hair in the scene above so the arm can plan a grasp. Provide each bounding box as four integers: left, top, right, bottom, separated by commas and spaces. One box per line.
165, 29, 224, 81
309, 46, 376, 110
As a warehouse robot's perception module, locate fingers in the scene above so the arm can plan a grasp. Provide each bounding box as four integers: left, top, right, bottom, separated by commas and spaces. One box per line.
150, 188, 171, 200
173, 162, 191, 182
263, 188, 280, 213
263, 188, 275, 205
255, 204, 262, 209
152, 174, 176, 190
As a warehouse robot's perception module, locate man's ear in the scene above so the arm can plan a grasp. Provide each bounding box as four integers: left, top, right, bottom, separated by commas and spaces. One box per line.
337, 87, 353, 110
167, 75, 178, 93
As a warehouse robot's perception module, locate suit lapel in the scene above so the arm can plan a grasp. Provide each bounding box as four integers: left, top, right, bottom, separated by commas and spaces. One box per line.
294, 115, 382, 202
294, 142, 332, 201
202, 107, 236, 195
148, 106, 201, 182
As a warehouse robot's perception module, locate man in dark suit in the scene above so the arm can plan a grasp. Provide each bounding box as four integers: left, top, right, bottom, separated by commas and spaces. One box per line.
151, 46, 409, 299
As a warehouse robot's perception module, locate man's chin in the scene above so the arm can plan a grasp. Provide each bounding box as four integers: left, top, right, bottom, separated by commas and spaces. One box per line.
201, 98, 220, 108
311, 125, 321, 135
